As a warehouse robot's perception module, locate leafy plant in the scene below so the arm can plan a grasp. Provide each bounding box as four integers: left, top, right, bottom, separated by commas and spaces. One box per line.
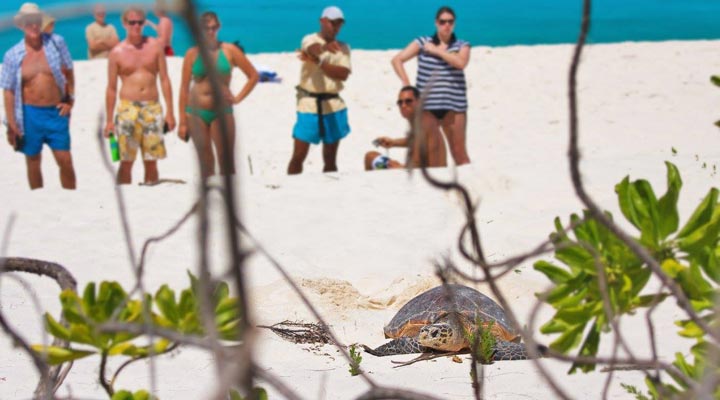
534, 162, 720, 396
466, 320, 496, 364
348, 344, 363, 376
621, 383, 651, 400
32, 272, 242, 398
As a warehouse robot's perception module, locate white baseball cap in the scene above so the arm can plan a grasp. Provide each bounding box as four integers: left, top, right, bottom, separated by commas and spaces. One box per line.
321, 6, 344, 21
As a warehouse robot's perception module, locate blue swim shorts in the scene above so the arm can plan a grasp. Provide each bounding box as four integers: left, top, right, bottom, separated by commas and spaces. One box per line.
292, 108, 350, 145
20, 105, 71, 156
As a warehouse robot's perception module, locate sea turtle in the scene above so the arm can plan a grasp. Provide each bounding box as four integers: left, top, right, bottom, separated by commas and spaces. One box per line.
362, 284, 533, 361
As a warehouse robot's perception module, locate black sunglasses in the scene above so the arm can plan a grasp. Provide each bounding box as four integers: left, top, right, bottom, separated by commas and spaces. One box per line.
127, 19, 145, 26
438, 18, 455, 25
396, 98, 415, 106
23, 16, 42, 26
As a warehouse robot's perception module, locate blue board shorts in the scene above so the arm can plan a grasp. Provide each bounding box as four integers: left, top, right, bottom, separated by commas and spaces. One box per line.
292, 108, 350, 145
20, 105, 70, 156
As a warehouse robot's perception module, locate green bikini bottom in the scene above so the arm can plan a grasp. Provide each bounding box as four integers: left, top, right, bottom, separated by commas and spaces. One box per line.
185, 106, 233, 125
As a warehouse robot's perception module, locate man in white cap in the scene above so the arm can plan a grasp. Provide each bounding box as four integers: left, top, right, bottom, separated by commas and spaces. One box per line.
287, 6, 351, 175
0, 2, 76, 190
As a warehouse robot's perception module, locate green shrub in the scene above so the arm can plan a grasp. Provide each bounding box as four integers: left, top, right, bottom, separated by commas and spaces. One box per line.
535, 162, 719, 397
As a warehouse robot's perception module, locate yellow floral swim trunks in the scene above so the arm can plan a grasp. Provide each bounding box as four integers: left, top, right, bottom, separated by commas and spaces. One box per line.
114, 100, 167, 161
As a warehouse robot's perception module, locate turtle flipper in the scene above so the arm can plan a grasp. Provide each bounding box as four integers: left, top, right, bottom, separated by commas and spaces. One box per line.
362, 337, 427, 356
492, 340, 531, 361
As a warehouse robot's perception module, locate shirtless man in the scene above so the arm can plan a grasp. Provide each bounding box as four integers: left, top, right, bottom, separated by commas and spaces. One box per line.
85, 4, 119, 59
364, 86, 447, 170
105, 7, 175, 185
0, 3, 76, 190
145, 2, 174, 56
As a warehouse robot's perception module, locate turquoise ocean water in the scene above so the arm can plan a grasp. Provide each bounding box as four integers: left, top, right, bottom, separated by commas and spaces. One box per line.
1, 0, 719, 60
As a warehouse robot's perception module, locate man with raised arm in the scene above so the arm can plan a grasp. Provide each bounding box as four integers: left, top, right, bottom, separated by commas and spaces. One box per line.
85, 4, 119, 59
145, 2, 174, 56
1, 3, 76, 190
104, 6, 175, 185
287, 6, 351, 175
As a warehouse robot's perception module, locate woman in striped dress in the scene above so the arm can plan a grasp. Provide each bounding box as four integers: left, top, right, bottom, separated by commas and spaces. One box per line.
391, 6, 471, 166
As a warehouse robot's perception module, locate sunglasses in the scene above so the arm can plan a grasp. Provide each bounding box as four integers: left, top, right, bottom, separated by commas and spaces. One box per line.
126, 19, 145, 26
396, 98, 415, 106
204, 24, 220, 31
23, 17, 42, 26
438, 18, 455, 25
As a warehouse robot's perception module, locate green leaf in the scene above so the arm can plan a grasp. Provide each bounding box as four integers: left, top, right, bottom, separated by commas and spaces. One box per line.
627, 267, 652, 298
534, 261, 572, 284
111, 390, 133, 400
549, 324, 585, 353
253, 387, 269, 400
187, 271, 200, 296
96, 281, 128, 323
540, 318, 570, 334
616, 176, 642, 231
69, 324, 97, 347
218, 319, 241, 341
213, 281, 230, 304
110, 338, 172, 357
656, 162, 682, 238
677, 206, 720, 255
675, 320, 704, 339
673, 352, 696, 383
704, 247, 720, 284
635, 293, 668, 308
82, 282, 97, 316
712, 75, 720, 87
661, 259, 686, 279
132, 390, 151, 400
677, 188, 718, 238
178, 289, 196, 317
554, 304, 595, 327
155, 285, 179, 324
31, 345, 95, 365
44, 313, 71, 341
228, 388, 268, 400
214, 296, 238, 314
108, 341, 138, 356
59, 290, 87, 324
554, 244, 594, 274
569, 322, 600, 374
121, 300, 144, 324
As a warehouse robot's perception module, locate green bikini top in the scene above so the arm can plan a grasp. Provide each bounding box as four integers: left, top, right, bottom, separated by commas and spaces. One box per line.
192, 47, 231, 78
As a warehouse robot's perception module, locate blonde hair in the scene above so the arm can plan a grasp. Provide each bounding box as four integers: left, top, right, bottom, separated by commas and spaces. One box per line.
122, 6, 146, 22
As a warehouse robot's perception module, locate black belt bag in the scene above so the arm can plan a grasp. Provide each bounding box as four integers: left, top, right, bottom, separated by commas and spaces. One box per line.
296, 86, 340, 140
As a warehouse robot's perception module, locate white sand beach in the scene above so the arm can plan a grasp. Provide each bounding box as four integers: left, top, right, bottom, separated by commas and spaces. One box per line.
1, 40, 720, 399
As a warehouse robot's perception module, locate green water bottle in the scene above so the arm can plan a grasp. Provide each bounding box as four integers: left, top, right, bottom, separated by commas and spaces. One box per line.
108, 132, 120, 162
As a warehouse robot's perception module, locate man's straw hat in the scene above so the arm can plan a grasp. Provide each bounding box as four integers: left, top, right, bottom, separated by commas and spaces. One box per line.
13, 3, 48, 29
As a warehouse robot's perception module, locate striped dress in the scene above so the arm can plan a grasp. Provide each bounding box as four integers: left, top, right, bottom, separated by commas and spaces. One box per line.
415, 34, 470, 112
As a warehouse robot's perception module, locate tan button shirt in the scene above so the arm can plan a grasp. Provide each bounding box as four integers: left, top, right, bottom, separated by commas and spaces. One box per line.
296, 33, 351, 114
85, 22, 118, 59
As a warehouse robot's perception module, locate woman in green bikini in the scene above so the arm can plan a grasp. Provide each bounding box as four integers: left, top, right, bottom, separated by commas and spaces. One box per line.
178, 12, 258, 177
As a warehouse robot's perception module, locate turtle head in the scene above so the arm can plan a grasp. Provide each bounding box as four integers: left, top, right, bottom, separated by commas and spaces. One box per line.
418, 323, 465, 352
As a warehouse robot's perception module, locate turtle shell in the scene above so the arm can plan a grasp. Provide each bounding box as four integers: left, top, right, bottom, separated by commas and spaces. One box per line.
383, 284, 518, 342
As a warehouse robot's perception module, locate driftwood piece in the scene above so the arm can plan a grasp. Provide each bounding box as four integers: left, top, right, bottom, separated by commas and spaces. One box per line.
1, 257, 77, 398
